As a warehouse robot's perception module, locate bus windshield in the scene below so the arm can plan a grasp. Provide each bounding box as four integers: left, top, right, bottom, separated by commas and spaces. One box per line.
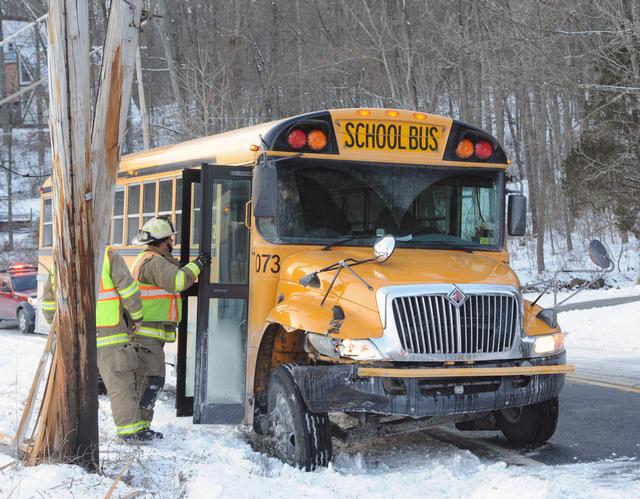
258, 159, 504, 250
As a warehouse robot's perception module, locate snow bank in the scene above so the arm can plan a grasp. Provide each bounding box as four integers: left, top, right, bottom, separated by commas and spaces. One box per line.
561, 301, 640, 355
0, 324, 639, 498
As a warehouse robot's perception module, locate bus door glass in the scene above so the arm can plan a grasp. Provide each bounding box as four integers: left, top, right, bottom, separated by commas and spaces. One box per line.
177, 164, 251, 423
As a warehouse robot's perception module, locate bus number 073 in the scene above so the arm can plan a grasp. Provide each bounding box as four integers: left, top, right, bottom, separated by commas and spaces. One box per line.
255, 254, 280, 274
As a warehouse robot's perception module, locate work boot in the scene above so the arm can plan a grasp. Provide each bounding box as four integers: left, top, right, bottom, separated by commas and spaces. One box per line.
120, 430, 154, 444
140, 428, 164, 440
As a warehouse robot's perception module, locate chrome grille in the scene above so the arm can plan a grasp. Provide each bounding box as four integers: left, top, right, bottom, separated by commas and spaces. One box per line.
391, 293, 519, 355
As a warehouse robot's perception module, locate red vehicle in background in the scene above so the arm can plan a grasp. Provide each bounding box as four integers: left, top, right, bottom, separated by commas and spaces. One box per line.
0, 264, 38, 334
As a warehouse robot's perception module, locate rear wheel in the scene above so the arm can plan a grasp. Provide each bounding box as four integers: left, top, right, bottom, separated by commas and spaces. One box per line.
17, 309, 33, 334
267, 365, 332, 470
495, 397, 559, 446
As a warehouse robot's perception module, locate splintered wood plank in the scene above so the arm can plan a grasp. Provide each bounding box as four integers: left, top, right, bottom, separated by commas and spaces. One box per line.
14, 327, 56, 451
27, 345, 60, 465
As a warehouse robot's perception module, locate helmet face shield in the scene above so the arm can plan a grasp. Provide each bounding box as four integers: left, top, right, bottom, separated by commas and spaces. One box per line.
132, 230, 154, 246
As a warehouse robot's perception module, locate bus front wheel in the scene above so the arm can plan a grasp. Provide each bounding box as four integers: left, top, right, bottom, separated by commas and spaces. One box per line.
495, 397, 559, 446
267, 365, 332, 471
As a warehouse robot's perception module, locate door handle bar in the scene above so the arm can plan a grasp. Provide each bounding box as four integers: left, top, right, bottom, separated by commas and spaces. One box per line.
244, 200, 252, 230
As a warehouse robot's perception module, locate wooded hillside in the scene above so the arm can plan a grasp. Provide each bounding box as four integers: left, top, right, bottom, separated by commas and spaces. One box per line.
1, 0, 638, 273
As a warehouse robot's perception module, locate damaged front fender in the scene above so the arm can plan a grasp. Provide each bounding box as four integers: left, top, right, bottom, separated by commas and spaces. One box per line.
266, 296, 334, 334
266, 292, 384, 339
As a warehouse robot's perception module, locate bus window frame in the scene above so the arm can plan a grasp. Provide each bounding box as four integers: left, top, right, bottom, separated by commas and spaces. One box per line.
158, 177, 174, 221
111, 187, 125, 246
125, 182, 142, 245
40, 197, 53, 248
142, 180, 158, 227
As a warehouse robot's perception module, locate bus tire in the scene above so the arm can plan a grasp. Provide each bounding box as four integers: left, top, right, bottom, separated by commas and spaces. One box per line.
495, 397, 559, 446
267, 365, 332, 471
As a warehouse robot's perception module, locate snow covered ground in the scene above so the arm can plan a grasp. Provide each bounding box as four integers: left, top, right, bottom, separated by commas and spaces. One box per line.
509, 234, 640, 289
1, 290, 640, 498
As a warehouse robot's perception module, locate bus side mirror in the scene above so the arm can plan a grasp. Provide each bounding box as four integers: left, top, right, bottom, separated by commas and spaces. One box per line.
252, 162, 277, 218
588, 239, 612, 269
507, 194, 527, 236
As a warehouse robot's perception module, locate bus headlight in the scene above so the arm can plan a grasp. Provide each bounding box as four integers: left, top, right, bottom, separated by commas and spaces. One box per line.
306, 332, 339, 358
337, 339, 383, 361
524, 333, 565, 356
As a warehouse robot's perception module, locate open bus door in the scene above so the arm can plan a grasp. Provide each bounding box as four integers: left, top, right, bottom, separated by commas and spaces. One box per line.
176, 164, 252, 423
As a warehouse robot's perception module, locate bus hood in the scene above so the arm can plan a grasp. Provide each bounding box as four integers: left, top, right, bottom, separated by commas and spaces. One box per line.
280, 247, 520, 313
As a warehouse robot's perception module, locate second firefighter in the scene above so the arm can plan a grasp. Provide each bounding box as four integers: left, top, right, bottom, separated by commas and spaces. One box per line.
131, 216, 211, 438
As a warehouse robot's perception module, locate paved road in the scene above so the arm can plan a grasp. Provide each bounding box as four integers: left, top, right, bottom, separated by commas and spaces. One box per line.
558, 294, 640, 312
569, 348, 640, 388
433, 379, 640, 466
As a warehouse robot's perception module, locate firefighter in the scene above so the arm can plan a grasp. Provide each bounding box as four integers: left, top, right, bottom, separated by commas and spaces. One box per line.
42, 247, 150, 442
131, 216, 210, 439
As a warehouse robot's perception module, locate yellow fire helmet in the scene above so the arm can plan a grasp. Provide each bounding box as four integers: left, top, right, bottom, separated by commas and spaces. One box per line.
133, 216, 177, 245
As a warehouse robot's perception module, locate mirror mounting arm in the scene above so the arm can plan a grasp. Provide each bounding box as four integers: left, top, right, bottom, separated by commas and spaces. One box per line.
319, 260, 373, 306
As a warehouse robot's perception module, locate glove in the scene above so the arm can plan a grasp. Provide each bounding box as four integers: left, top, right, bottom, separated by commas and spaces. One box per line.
194, 252, 212, 271
132, 320, 142, 333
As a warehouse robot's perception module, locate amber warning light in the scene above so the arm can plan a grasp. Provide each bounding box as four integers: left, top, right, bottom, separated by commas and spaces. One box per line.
286, 128, 328, 152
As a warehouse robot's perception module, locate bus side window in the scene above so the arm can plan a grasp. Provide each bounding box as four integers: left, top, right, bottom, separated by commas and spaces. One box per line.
111, 188, 125, 245
142, 181, 157, 226
41, 198, 53, 247
127, 184, 141, 245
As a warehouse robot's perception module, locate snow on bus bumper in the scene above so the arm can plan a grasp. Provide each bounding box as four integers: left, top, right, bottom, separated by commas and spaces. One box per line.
290, 354, 573, 419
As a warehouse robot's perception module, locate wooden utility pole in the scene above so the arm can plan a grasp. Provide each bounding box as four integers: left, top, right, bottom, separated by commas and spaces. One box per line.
46, 0, 96, 468
29, 0, 143, 469
136, 46, 151, 150
91, 0, 144, 273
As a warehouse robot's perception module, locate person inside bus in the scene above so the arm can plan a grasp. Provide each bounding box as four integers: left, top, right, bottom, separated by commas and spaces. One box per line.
295, 173, 351, 237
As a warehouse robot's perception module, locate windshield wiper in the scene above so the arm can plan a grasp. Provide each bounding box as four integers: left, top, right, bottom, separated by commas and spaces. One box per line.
410, 240, 476, 252
321, 232, 377, 251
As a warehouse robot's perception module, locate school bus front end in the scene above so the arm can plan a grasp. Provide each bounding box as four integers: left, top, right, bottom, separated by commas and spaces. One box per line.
246, 109, 574, 469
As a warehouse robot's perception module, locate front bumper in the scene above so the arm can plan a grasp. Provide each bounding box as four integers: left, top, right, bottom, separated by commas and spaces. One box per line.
291, 354, 571, 419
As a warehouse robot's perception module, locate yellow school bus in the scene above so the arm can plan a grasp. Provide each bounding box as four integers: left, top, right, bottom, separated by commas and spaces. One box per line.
37, 108, 574, 470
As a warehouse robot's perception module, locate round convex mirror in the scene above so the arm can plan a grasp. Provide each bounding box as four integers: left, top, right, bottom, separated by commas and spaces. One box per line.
373, 235, 396, 263
588, 239, 612, 269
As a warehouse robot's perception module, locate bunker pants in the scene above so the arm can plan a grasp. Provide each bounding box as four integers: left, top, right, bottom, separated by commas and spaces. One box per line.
132, 335, 166, 427
97, 343, 146, 436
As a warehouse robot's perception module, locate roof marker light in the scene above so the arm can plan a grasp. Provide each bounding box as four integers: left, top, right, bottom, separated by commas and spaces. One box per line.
413, 112, 427, 120
357, 109, 371, 117
386, 110, 399, 118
